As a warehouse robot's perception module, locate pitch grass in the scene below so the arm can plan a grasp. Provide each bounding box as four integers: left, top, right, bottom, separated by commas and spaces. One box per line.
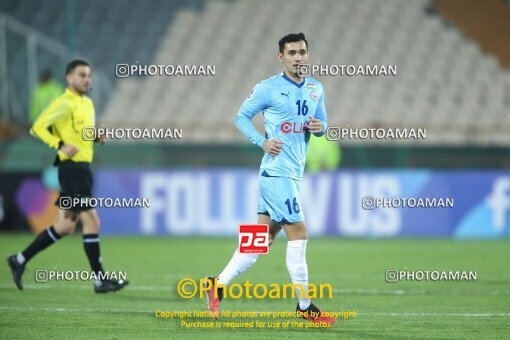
0, 235, 509, 339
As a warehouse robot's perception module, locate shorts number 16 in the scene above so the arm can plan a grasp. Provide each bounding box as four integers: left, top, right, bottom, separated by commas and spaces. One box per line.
285, 197, 300, 214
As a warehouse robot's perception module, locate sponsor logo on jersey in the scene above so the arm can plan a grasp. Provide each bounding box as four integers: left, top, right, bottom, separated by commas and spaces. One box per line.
281, 121, 309, 134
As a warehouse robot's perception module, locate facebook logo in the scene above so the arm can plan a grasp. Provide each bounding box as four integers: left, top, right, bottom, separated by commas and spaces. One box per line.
486, 177, 510, 232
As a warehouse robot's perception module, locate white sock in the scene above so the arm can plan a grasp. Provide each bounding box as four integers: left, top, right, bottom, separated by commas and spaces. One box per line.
217, 248, 260, 285
16, 252, 26, 265
286, 240, 311, 310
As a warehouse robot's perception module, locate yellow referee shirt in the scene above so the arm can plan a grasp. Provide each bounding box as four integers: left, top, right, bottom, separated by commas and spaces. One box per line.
31, 88, 95, 163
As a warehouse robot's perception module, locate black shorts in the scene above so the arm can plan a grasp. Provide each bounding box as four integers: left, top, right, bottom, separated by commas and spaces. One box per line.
55, 161, 94, 212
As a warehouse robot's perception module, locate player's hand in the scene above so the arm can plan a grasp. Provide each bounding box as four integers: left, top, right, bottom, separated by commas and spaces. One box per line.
95, 125, 106, 144
263, 139, 284, 156
307, 117, 323, 133
96, 134, 106, 145
60, 144, 79, 158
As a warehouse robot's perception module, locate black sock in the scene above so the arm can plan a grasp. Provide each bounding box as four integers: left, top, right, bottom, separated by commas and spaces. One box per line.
21, 226, 61, 264
83, 234, 104, 275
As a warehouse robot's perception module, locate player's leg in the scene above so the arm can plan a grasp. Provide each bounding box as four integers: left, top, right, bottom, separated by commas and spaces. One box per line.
276, 178, 335, 325
283, 220, 335, 325
263, 213, 283, 247
282, 221, 310, 308
80, 208, 128, 293
217, 213, 281, 286
214, 175, 305, 302
7, 208, 78, 290
253, 174, 308, 305
205, 206, 282, 318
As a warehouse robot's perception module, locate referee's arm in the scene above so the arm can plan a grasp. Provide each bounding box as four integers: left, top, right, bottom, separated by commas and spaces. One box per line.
30, 99, 70, 150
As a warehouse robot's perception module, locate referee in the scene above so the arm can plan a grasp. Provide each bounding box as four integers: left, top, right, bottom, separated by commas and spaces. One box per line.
7, 60, 128, 293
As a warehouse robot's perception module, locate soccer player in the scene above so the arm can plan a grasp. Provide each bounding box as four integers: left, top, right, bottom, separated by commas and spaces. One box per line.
205, 33, 335, 325
7, 60, 129, 293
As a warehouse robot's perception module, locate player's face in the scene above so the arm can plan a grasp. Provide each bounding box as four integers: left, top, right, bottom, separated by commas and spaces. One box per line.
67, 65, 91, 94
279, 41, 308, 78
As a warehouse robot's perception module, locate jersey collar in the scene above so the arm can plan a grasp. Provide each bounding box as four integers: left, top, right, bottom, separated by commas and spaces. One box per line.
281, 72, 305, 88
66, 88, 83, 98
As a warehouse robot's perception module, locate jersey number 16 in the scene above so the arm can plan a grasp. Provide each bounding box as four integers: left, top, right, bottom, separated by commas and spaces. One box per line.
296, 100, 308, 116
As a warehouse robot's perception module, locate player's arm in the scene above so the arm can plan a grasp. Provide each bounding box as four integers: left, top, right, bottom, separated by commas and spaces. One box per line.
308, 89, 328, 137
235, 83, 269, 147
30, 99, 78, 157
235, 84, 284, 156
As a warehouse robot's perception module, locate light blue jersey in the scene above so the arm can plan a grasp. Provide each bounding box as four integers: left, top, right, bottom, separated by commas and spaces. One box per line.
236, 72, 327, 180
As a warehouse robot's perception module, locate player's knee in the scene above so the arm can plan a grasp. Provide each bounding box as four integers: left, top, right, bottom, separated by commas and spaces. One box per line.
297, 232, 308, 240
287, 228, 308, 241
282, 221, 308, 240
83, 218, 100, 233
294, 225, 308, 240
55, 220, 76, 236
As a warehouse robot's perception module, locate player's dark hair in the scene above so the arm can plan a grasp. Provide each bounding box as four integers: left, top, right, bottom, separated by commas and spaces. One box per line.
278, 33, 308, 53
65, 59, 89, 75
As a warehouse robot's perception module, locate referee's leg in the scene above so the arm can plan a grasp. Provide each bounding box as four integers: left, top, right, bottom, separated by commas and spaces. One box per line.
54, 208, 80, 235
7, 208, 76, 289
80, 208, 129, 292
80, 209, 104, 275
